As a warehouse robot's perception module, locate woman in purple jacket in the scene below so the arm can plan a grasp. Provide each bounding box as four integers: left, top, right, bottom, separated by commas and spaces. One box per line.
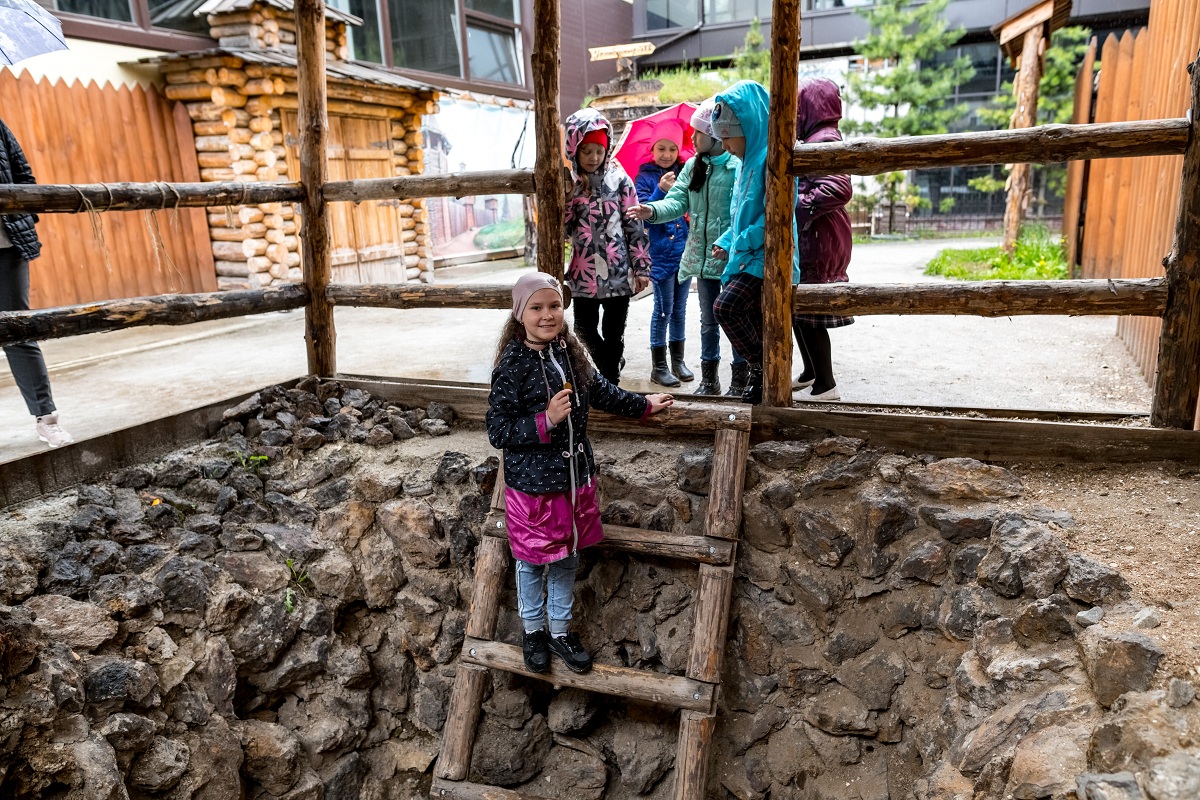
791, 78, 853, 402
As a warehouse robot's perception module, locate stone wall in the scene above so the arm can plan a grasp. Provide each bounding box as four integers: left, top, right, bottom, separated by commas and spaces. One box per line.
0, 380, 1196, 799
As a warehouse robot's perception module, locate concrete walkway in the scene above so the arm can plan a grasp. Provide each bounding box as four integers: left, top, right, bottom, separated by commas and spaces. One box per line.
0, 239, 1152, 464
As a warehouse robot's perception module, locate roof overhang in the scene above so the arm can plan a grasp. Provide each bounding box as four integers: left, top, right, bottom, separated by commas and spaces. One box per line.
992, 0, 1073, 66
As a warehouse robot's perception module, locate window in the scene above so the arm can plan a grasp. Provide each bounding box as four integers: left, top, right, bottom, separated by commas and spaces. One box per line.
48, 0, 133, 24
703, 0, 759, 25
466, 0, 518, 22
468, 23, 522, 84
390, 0, 462, 77
331, 0, 386, 63
804, 0, 874, 10
147, 0, 207, 34
647, 0, 698, 31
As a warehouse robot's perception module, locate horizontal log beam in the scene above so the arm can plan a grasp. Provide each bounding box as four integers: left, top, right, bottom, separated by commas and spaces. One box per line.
0, 285, 309, 346
0, 181, 305, 214
791, 278, 1168, 317
484, 515, 735, 565
323, 169, 535, 203
326, 283, 513, 309
792, 118, 1190, 177
460, 636, 715, 712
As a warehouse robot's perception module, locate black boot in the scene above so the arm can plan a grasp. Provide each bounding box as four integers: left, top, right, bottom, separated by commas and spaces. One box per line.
693, 360, 721, 396
650, 346, 681, 387
741, 364, 764, 405
522, 630, 550, 674
669, 341, 694, 382
724, 362, 748, 398
548, 632, 593, 673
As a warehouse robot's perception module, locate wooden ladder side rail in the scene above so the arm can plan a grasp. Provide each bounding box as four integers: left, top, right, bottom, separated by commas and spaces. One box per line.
1151, 53, 1200, 429
674, 427, 750, 800
483, 515, 736, 566
435, 471, 511, 782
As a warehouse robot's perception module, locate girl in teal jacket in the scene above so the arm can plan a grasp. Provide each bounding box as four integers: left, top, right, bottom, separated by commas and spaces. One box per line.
628, 100, 745, 396
709, 80, 800, 404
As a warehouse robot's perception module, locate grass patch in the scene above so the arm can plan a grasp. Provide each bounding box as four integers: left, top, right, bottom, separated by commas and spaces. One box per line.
473, 217, 525, 251
645, 68, 726, 104
924, 224, 1069, 280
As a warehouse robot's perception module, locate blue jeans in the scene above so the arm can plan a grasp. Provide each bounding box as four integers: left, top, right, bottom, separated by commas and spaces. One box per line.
515, 554, 579, 635
697, 277, 745, 365
650, 276, 691, 348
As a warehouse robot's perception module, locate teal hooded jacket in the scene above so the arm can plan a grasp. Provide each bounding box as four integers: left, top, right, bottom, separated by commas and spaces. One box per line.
712, 80, 800, 283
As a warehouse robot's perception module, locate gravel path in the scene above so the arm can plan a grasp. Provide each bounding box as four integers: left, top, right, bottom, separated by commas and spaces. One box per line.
0, 238, 1153, 463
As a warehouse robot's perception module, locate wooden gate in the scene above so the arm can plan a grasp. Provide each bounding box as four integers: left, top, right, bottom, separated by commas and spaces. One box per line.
0, 71, 215, 309
282, 111, 405, 282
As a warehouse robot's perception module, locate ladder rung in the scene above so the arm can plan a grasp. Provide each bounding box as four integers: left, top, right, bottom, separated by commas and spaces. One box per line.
483, 516, 734, 565
460, 636, 715, 713
432, 776, 551, 800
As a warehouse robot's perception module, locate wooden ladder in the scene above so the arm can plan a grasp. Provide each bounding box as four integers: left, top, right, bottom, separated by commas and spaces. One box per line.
432, 405, 752, 800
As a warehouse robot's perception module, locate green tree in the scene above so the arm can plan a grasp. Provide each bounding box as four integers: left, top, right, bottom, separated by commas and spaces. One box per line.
844, 0, 975, 139
727, 18, 771, 86
970, 26, 1093, 214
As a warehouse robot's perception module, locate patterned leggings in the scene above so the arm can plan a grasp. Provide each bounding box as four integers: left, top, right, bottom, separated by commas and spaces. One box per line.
712, 272, 764, 364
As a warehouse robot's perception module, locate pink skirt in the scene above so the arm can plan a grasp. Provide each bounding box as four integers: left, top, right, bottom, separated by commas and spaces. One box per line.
504, 482, 604, 565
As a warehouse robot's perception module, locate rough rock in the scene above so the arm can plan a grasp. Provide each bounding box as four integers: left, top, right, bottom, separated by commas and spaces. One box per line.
612, 717, 675, 794
1079, 629, 1165, 708
1013, 594, 1074, 647
1088, 692, 1190, 772
470, 713, 551, 786
905, 458, 1024, 501
676, 449, 713, 493
742, 492, 789, 552
530, 745, 606, 800
855, 485, 918, 578
1145, 751, 1200, 800
23, 595, 117, 652
750, 441, 811, 470
1075, 772, 1147, 800
787, 508, 854, 568
920, 504, 1000, 543
240, 719, 303, 795
1005, 724, 1089, 799
1063, 554, 1131, 605
977, 515, 1068, 599
548, 688, 596, 734
130, 735, 189, 791
377, 498, 448, 569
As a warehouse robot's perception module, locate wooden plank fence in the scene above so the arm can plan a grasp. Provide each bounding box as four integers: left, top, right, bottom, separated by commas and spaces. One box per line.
0, 72, 215, 309
1070, 0, 1200, 425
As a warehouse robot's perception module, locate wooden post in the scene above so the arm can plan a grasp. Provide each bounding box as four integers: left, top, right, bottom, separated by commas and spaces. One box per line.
530, 0, 564, 289
1151, 54, 1200, 429
434, 665, 489, 781
674, 711, 717, 800
1002, 26, 1045, 254
763, 0, 800, 407
704, 428, 750, 540
295, 0, 335, 376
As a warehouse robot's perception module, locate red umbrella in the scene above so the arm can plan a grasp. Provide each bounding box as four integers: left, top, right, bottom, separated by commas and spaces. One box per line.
612, 102, 699, 179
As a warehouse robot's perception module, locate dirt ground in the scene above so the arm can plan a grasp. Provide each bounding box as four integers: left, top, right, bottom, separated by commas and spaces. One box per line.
1010, 460, 1200, 682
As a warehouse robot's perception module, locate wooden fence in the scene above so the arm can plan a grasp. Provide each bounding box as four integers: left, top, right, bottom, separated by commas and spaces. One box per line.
1069, 0, 1200, 425
0, 72, 214, 309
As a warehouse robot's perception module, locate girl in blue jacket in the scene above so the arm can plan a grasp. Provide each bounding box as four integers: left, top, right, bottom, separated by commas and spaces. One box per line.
710, 80, 800, 404
633, 120, 692, 388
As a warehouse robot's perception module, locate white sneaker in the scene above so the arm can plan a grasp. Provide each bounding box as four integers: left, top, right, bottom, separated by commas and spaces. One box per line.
791, 376, 815, 390
795, 386, 841, 402
36, 414, 75, 447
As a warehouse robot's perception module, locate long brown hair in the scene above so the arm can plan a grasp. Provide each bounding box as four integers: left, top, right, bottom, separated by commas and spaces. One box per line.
494, 316, 597, 387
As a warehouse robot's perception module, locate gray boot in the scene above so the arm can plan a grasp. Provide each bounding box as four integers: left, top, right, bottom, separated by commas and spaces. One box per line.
693, 360, 721, 396
650, 346, 681, 387
724, 362, 748, 398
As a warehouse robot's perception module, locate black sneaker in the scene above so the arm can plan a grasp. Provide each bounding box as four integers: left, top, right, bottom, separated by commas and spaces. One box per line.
548, 632, 593, 673
523, 630, 550, 674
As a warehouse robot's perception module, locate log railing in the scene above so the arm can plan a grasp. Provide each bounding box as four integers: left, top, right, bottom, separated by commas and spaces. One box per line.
0, 285, 307, 347
323, 169, 534, 204
790, 278, 1169, 317
0, 180, 304, 215
790, 118, 1191, 178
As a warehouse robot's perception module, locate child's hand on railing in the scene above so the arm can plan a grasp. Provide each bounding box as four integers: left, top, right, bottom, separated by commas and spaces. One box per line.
646, 394, 674, 414
626, 204, 653, 220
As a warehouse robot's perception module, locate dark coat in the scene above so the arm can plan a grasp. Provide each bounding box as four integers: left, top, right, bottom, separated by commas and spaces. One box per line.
635, 161, 688, 282
487, 338, 649, 495
0, 119, 42, 262
794, 78, 851, 285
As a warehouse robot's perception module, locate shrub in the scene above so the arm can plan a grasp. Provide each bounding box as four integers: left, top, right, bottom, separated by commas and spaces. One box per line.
924, 223, 1069, 281
473, 217, 525, 251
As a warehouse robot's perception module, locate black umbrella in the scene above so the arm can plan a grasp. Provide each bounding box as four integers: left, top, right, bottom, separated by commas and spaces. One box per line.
0, 0, 68, 66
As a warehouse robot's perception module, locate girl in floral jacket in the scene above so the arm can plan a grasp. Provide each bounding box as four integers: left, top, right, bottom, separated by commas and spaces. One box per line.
563, 108, 652, 385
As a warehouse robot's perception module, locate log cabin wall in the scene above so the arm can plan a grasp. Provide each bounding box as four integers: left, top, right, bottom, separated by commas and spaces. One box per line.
154, 0, 437, 289
1071, 0, 1200, 423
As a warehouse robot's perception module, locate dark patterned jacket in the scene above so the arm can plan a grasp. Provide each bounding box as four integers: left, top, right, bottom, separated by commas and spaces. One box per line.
0, 119, 42, 262
487, 338, 650, 494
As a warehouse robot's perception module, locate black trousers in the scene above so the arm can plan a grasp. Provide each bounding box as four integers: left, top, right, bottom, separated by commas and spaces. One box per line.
572, 296, 630, 384
0, 248, 55, 416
